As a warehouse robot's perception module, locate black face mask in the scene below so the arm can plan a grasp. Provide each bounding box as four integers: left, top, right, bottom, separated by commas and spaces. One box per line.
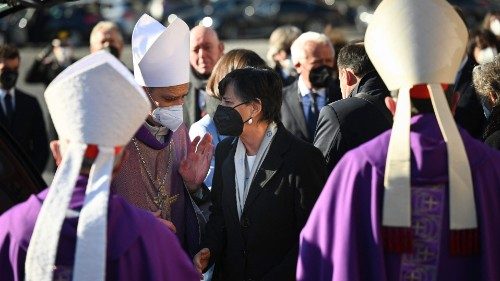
309, 65, 334, 88
103, 45, 120, 59
0, 70, 18, 90
213, 102, 251, 137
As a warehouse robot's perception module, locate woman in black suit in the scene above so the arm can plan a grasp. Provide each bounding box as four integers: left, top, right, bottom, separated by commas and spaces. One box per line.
194, 67, 326, 281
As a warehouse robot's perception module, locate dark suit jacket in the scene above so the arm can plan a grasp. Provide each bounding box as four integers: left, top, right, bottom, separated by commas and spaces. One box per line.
313, 72, 392, 174
203, 123, 326, 281
454, 58, 487, 139
184, 69, 208, 129
0, 89, 48, 172
281, 79, 341, 142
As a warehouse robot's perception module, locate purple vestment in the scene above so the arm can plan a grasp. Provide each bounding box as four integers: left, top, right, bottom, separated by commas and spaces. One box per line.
0, 176, 199, 281
111, 124, 203, 257
297, 114, 500, 281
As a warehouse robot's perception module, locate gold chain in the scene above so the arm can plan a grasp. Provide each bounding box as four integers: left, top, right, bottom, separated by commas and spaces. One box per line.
132, 138, 179, 217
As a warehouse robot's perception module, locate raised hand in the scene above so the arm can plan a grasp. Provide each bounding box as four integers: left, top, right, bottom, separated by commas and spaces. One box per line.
179, 133, 214, 193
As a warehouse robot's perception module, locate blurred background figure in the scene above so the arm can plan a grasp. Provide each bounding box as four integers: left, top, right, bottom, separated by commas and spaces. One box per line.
473, 55, 500, 149
267, 25, 301, 87
0, 44, 48, 173
281, 31, 341, 143
454, 8, 488, 140
184, 25, 224, 128
323, 23, 348, 69
468, 28, 498, 65
25, 31, 77, 87
24, 33, 76, 173
482, 11, 500, 43
89, 21, 124, 59
189, 48, 267, 190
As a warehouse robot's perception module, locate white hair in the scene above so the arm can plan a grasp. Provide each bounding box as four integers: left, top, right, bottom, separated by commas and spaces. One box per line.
290, 31, 333, 65
89, 21, 123, 46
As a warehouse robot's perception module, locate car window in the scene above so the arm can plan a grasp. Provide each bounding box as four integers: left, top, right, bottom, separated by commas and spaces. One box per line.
0, 126, 45, 214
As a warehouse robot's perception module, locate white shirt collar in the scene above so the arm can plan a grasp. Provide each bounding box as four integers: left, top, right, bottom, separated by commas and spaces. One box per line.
297, 76, 326, 97
0, 88, 14, 99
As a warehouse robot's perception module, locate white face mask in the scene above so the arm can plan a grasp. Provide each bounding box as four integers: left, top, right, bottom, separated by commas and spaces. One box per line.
151, 105, 184, 132
490, 19, 500, 37
477, 47, 498, 65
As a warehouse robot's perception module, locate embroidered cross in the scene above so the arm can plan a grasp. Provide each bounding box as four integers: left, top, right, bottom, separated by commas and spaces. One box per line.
404, 271, 421, 281
417, 246, 435, 261
424, 196, 438, 210
414, 221, 425, 235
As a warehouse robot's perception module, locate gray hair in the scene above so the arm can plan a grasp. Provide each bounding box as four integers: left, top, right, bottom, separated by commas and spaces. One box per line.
89, 21, 123, 47
473, 54, 500, 106
267, 25, 302, 62
290, 31, 333, 65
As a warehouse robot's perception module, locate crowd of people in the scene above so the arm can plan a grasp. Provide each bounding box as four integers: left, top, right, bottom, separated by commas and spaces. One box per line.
0, 1, 500, 280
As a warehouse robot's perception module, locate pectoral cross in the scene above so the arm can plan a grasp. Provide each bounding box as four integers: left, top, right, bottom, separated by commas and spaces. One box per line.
153, 178, 180, 220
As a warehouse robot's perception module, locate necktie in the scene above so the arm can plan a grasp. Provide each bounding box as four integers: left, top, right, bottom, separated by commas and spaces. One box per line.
307, 92, 319, 141
4, 93, 13, 125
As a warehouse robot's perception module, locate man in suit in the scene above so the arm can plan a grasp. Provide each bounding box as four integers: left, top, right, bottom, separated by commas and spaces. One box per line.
184, 26, 224, 128
281, 31, 341, 142
314, 43, 392, 174
0, 44, 48, 173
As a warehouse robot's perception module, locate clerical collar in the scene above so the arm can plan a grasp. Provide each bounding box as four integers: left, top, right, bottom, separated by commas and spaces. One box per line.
297, 76, 326, 97
144, 121, 169, 143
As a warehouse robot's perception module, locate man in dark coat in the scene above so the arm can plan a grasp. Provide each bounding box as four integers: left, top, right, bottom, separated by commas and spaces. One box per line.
25, 38, 77, 87
184, 26, 224, 128
0, 44, 48, 172
314, 43, 392, 174
281, 31, 342, 143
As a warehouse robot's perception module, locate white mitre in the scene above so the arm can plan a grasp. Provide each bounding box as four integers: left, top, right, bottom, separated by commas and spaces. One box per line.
132, 14, 190, 87
365, 0, 474, 231
25, 51, 150, 281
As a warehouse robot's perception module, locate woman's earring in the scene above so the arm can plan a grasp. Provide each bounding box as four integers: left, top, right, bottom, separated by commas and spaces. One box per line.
248, 117, 253, 125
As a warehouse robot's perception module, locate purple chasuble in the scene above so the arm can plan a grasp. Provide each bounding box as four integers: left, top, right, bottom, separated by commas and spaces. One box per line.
297, 114, 500, 281
0, 176, 199, 281
111, 124, 202, 257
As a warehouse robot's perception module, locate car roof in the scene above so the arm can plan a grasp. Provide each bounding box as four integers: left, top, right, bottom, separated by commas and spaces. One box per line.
0, 0, 76, 18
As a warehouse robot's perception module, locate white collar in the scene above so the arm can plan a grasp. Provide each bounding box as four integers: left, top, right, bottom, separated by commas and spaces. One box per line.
144, 121, 169, 142
0, 88, 14, 99
297, 76, 326, 97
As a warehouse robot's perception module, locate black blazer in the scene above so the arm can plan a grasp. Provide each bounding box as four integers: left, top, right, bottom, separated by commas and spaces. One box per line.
280, 79, 341, 142
203, 123, 326, 281
0, 89, 48, 172
313, 72, 392, 174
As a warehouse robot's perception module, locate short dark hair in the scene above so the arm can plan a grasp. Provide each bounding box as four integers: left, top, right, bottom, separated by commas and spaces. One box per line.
0, 44, 19, 61
337, 43, 375, 77
218, 67, 282, 123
